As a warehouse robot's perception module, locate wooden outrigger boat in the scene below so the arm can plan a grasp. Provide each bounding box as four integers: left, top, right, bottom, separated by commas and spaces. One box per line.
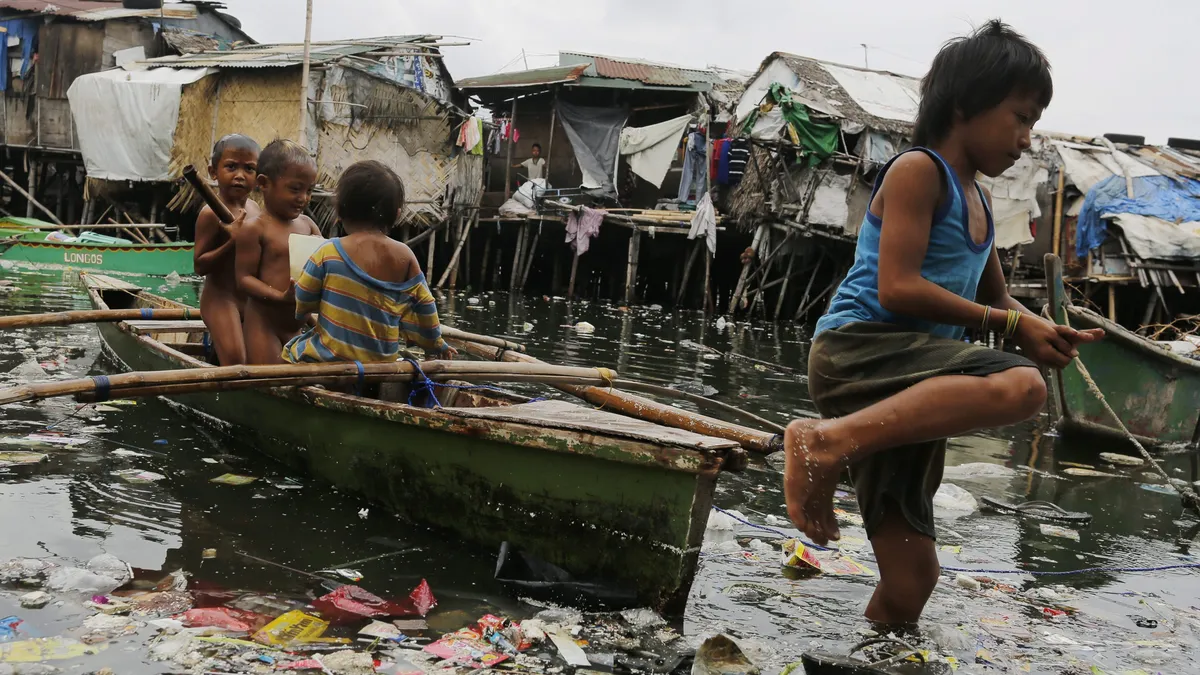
79, 272, 745, 612
1045, 254, 1200, 446
0, 217, 192, 276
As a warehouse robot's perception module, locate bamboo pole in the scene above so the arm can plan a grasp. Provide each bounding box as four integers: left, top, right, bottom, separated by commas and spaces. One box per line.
676, 240, 703, 306
509, 222, 526, 294
479, 231, 493, 291
297, 0, 314, 142
75, 373, 613, 403
1052, 167, 1065, 257
729, 224, 766, 313
518, 223, 541, 292
0, 307, 524, 353
703, 249, 713, 314
0, 308, 197, 329
0, 360, 615, 407
0, 165, 62, 225
436, 214, 471, 289
773, 248, 797, 319
448, 339, 782, 454
503, 97, 518, 200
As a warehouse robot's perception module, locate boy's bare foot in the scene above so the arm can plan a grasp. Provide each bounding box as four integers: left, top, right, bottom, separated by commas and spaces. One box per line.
783, 418, 844, 545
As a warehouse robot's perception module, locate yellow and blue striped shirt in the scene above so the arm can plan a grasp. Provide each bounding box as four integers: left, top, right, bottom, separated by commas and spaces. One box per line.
282, 239, 448, 363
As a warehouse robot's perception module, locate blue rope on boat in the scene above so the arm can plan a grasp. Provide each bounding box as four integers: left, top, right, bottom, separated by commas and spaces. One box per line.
91, 375, 112, 403
140, 308, 153, 319
353, 361, 365, 396
710, 506, 1200, 577
404, 358, 441, 409
402, 357, 546, 408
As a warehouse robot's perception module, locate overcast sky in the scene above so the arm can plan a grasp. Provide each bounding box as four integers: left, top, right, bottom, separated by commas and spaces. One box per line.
220, 0, 1198, 143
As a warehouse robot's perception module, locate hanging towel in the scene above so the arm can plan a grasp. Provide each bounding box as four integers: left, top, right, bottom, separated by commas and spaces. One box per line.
565, 206, 604, 256
688, 193, 717, 256
618, 114, 693, 188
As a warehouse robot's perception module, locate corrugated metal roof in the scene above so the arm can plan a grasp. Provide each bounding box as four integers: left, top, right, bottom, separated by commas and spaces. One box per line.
0, 0, 201, 21
560, 52, 722, 88
458, 64, 588, 90
140, 36, 439, 69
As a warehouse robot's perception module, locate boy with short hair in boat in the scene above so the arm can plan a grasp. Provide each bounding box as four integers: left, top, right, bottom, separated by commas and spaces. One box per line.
194, 134, 260, 365
283, 160, 455, 363
235, 139, 323, 364
784, 21, 1104, 625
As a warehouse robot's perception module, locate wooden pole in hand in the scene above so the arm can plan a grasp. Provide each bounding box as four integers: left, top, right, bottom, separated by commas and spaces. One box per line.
182, 165, 234, 226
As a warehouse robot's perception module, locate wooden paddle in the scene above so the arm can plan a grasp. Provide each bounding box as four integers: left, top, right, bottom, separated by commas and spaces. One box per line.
0, 360, 615, 406
0, 308, 525, 352
447, 338, 783, 454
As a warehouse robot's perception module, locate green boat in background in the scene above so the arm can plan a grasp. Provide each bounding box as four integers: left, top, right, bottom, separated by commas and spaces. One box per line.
0, 218, 192, 277
1045, 254, 1200, 446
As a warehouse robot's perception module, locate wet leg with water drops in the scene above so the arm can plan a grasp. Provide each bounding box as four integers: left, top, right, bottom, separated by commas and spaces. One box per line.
784, 366, 1046, 545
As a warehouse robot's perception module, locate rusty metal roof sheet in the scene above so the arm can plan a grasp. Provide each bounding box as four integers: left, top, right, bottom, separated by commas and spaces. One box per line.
560, 52, 722, 89
458, 63, 588, 90
0, 0, 203, 20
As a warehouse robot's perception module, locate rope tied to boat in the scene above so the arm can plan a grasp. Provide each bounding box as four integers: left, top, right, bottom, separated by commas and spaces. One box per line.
353, 361, 365, 397
90, 375, 112, 403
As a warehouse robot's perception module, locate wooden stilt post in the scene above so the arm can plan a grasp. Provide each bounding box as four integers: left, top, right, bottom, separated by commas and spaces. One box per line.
503, 98, 518, 201
437, 214, 472, 289
774, 247, 797, 319
624, 228, 641, 306
567, 252, 580, 300
677, 239, 703, 306
519, 222, 541, 292
794, 252, 825, 321
545, 87, 558, 179
702, 248, 713, 314
729, 223, 766, 314
509, 221, 526, 294
1052, 167, 1065, 257
1108, 284, 1117, 322
479, 230, 493, 291
425, 224, 437, 280
25, 161, 37, 219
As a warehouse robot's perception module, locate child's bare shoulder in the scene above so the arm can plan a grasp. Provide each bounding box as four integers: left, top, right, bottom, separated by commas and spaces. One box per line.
879, 151, 943, 201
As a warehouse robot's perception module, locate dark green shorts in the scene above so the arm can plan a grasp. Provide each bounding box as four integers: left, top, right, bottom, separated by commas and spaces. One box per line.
807, 322, 1035, 539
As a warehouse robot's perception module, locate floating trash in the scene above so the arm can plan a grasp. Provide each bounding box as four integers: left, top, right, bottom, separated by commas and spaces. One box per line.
209, 473, 258, 485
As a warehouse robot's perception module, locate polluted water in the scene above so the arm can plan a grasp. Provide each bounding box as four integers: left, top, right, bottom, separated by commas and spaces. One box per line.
1, 270, 1200, 673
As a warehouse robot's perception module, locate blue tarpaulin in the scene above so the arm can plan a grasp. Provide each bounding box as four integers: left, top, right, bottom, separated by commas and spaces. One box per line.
0, 19, 39, 92
1076, 174, 1200, 258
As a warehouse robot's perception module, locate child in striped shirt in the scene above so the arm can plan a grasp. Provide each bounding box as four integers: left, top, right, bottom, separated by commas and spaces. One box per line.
282, 161, 456, 363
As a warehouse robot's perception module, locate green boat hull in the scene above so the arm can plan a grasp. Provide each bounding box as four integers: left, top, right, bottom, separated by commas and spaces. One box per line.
1045, 254, 1200, 445
0, 238, 193, 276
88, 283, 722, 612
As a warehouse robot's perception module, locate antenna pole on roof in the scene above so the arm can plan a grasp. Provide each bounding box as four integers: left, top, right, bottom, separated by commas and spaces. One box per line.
298, 0, 314, 143
860, 43, 869, 69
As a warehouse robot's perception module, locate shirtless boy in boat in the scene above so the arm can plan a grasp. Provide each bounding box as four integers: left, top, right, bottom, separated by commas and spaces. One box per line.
194, 134, 260, 366
235, 139, 322, 364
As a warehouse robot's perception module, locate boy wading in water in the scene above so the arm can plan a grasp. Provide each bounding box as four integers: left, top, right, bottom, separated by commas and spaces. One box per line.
785, 21, 1103, 625
236, 139, 323, 364
194, 134, 260, 366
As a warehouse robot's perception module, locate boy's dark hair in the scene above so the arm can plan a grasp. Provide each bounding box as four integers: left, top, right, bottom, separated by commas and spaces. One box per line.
210, 134, 260, 168
913, 20, 1052, 147
336, 160, 404, 230
531, 143, 542, 151
258, 139, 316, 179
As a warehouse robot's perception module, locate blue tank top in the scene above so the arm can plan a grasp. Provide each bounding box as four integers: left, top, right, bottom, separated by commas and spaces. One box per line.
814, 147, 993, 341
